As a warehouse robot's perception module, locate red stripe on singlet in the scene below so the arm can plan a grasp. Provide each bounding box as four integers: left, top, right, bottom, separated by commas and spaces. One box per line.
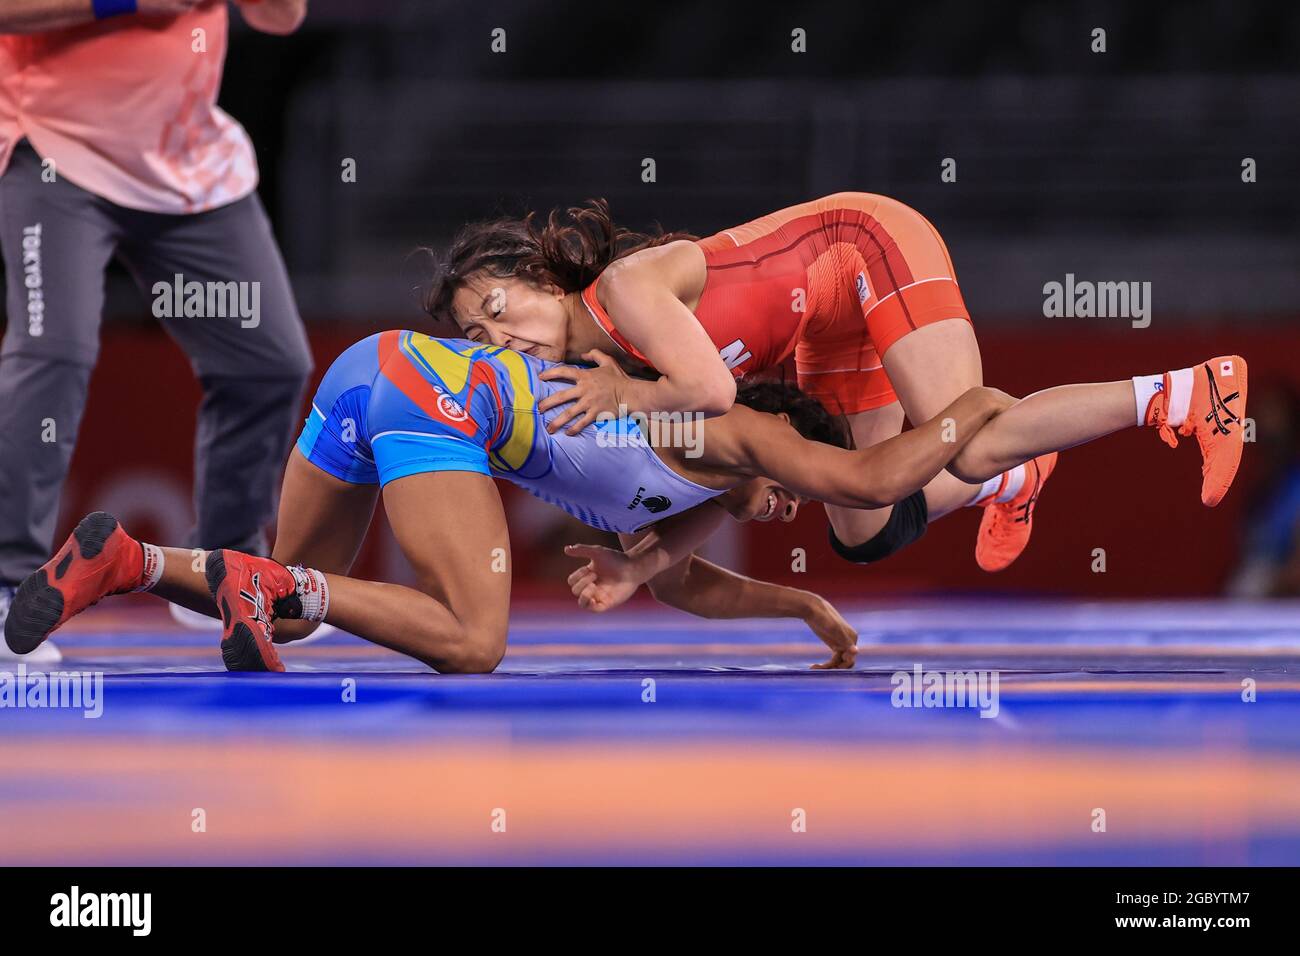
706, 209, 918, 330
376, 331, 478, 437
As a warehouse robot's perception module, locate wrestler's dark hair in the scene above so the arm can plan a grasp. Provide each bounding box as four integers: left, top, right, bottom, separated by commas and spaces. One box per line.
733, 381, 851, 450
421, 199, 694, 327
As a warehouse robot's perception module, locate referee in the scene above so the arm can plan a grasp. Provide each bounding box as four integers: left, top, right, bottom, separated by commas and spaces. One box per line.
0, 0, 312, 660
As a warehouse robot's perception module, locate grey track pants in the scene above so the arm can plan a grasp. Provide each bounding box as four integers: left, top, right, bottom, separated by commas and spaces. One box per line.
0, 140, 313, 583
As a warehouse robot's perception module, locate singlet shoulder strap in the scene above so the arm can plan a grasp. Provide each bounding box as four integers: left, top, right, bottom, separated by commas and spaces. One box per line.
580, 277, 651, 365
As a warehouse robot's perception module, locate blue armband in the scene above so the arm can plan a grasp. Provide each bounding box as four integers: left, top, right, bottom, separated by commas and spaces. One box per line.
93, 0, 138, 19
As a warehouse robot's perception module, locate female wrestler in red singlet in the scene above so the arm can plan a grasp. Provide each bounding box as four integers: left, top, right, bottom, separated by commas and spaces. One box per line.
427, 193, 1246, 571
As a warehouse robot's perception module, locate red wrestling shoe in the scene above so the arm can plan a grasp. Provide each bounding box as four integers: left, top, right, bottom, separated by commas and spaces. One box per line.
4, 512, 145, 655
1145, 356, 1248, 507
204, 550, 297, 672
975, 453, 1058, 573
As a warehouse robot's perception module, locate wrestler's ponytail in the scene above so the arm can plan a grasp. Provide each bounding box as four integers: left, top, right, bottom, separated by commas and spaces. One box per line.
421, 199, 693, 326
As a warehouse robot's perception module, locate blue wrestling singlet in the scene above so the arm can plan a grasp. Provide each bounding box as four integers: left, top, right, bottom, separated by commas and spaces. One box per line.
295, 331, 721, 534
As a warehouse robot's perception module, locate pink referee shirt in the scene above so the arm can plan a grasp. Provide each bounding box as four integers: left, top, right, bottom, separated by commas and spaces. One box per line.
0, 4, 257, 215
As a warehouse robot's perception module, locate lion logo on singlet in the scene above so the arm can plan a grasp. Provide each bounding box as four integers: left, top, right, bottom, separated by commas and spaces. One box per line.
628, 486, 672, 513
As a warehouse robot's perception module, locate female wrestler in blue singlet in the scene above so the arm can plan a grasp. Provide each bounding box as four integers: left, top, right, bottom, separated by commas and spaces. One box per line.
5, 330, 1010, 673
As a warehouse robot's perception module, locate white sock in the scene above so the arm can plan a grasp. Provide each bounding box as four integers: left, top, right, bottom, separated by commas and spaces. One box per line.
969, 476, 1002, 505
1131, 374, 1163, 426
288, 565, 330, 623
1133, 367, 1194, 427
967, 465, 1025, 506
1165, 367, 1195, 427
996, 465, 1026, 502
134, 543, 165, 592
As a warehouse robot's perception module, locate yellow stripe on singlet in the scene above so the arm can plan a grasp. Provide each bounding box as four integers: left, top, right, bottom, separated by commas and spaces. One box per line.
404, 333, 474, 393
402, 333, 537, 473
485, 346, 537, 472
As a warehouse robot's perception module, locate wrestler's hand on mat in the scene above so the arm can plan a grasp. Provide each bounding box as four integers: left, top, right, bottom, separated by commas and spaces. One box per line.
804, 596, 859, 670
565, 542, 645, 612
538, 350, 633, 436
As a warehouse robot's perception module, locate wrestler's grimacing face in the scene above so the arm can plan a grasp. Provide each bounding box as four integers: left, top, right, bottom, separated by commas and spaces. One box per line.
451, 274, 568, 362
